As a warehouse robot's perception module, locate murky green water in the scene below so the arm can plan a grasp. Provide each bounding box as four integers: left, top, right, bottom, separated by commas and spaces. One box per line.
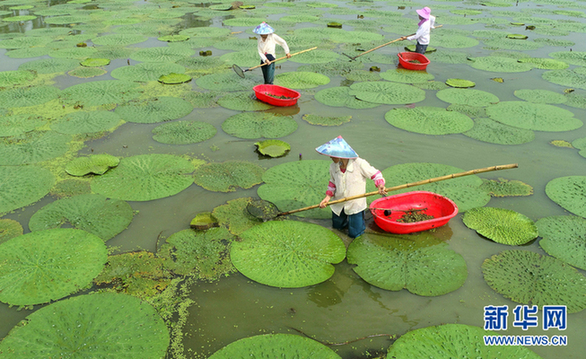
1, 0, 586, 358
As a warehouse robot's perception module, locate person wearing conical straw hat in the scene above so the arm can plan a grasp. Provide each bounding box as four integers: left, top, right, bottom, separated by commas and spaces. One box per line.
399, 7, 436, 54
253, 22, 291, 85
317, 136, 386, 238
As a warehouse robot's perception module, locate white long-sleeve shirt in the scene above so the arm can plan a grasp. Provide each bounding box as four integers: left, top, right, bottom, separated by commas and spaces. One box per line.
406, 15, 436, 45
257, 33, 290, 62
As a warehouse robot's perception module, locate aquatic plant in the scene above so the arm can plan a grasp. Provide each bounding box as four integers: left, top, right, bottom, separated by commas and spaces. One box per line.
216, 91, 273, 111
193, 161, 265, 192
513, 89, 567, 104
545, 176, 586, 217
380, 69, 434, 83
221, 112, 297, 139
0, 219, 22, 245
486, 101, 582, 131
463, 207, 538, 245
385, 107, 474, 135
255, 139, 291, 157
314, 86, 380, 109
479, 178, 533, 197
275, 71, 330, 89
111, 62, 186, 82
114, 97, 193, 123
302, 114, 351, 126
463, 118, 535, 145
536, 215, 586, 270
60, 80, 143, 106
52, 111, 122, 135
152, 120, 217, 145
212, 197, 264, 235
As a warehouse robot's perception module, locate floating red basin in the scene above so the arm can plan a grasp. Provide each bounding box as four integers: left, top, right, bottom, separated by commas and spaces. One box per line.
397, 52, 430, 70
253, 84, 300, 106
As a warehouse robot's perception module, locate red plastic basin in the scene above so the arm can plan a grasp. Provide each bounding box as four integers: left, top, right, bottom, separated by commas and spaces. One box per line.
370, 191, 458, 234
253, 84, 300, 106
397, 52, 430, 70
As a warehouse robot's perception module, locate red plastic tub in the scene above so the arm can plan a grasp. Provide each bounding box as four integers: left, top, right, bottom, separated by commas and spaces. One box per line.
369, 191, 458, 234
253, 84, 300, 106
397, 52, 430, 70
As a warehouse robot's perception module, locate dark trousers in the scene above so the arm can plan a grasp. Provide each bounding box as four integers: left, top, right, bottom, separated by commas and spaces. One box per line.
415, 42, 428, 54
261, 54, 275, 84
332, 209, 366, 238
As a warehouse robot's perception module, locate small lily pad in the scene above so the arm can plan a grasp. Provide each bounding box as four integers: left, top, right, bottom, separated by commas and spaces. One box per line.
506, 34, 528, 39
158, 73, 192, 84
80, 58, 110, 67
158, 34, 189, 42
65, 154, 120, 176
463, 207, 538, 245
190, 212, 219, 230
446, 78, 475, 88
255, 139, 291, 157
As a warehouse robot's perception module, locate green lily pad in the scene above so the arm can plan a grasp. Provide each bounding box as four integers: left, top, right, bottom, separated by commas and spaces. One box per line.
208, 333, 341, 359
152, 120, 217, 144
28, 194, 133, 241
536, 216, 586, 270
65, 154, 120, 176
190, 212, 218, 230
91, 154, 194, 201
60, 80, 143, 106
344, 69, 381, 82
513, 89, 567, 104
0, 114, 47, 137
426, 50, 470, 64
314, 86, 380, 109
0, 70, 36, 87
572, 137, 586, 158
111, 62, 186, 82
255, 139, 291, 157
158, 34, 190, 42
221, 112, 297, 139
379, 69, 435, 83
0, 131, 71, 166
0, 36, 52, 49
437, 88, 499, 106
0, 86, 60, 109
212, 197, 263, 235
0, 292, 169, 358
275, 71, 330, 89
0, 219, 23, 245
482, 250, 586, 313
479, 178, 533, 197
115, 97, 193, 124
49, 47, 98, 60
347, 234, 467, 296
447, 104, 487, 118
217, 91, 273, 111
463, 117, 535, 145
517, 57, 569, 70
301, 114, 351, 126
92, 33, 148, 46
179, 27, 231, 38
486, 101, 582, 131
80, 58, 111, 67
193, 161, 265, 192
196, 72, 258, 91
565, 92, 586, 109
468, 56, 534, 72
545, 176, 586, 218
0, 228, 107, 305
507, 34, 528, 39
387, 324, 543, 358
230, 221, 346, 288
434, 35, 479, 48
52, 110, 122, 135
68, 67, 108, 78
50, 179, 92, 199
6, 47, 50, 59
0, 166, 54, 214
220, 50, 259, 68
445, 78, 475, 88
257, 160, 331, 219
19, 58, 79, 74
463, 207, 538, 245
159, 72, 192, 84
549, 51, 586, 66
159, 227, 235, 279
288, 50, 341, 64
385, 107, 474, 135
349, 82, 426, 105
129, 46, 194, 63
542, 67, 586, 90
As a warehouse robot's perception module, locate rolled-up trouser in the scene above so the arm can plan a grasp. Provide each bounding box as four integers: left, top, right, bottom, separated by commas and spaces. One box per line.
261, 54, 276, 84
415, 42, 428, 54
332, 209, 366, 238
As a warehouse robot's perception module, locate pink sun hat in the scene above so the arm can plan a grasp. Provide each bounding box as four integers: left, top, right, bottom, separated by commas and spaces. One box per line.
416, 7, 431, 19
315, 136, 358, 159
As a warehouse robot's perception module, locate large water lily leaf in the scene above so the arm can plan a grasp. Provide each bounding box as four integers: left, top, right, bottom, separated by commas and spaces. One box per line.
179, 26, 231, 38
536, 216, 586, 270
0, 114, 47, 137
463, 207, 538, 245
349, 82, 426, 105
0, 228, 107, 305
219, 50, 259, 68
111, 62, 186, 82
193, 161, 265, 192
542, 67, 586, 90
52, 110, 122, 134
482, 250, 586, 313
287, 50, 340, 64
159, 227, 236, 279
221, 112, 297, 139
468, 56, 534, 72
65, 154, 120, 176
68, 67, 107, 78
302, 114, 351, 126
379, 69, 435, 83
347, 234, 467, 296
0, 36, 52, 49
91, 154, 194, 201
230, 221, 346, 288
129, 46, 194, 62
216, 91, 273, 111
434, 34, 479, 48
0, 292, 169, 358
92, 33, 148, 46
549, 51, 586, 66
18, 58, 79, 74
196, 72, 258, 91
385, 107, 474, 135
257, 160, 331, 219
426, 50, 470, 64
0, 131, 71, 165
436, 88, 499, 106
6, 47, 50, 59
513, 89, 567, 104
386, 324, 542, 359
0, 219, 23, 245
479, 178, 533, 197
464, 117, 535, 145
152, 120, 217, 144
275, 71, 330, 89
50, 179, 91, 199
60, 80, 143, 106
314, 86, 380, 109
545, 176, 586, 218
48, 47, 98, 59
208, 333, 341, 359
0, 86, 60, 109
0, 70, 36, 87
378, 163, 489, 213
115, 97, 193, 123
518, 57, 569, 70
486, 101, 582, 131
0, 166, 54, 214
28, 194, 133, 241
212, 197, 263, 235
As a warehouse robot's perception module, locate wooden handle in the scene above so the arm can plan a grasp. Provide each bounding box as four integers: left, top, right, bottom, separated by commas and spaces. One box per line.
351, 25, 443, 60
278, 163, 517, 216
246, 46, 318, 72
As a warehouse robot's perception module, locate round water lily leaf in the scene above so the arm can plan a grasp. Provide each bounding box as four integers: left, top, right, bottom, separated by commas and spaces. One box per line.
50, 179, 91, 199
257, 160, 331, 219
445, 78, 475, 88
447, 104, 487, 118
513, 89, 567, 104
463, 117, 535, 145
479, 178, 533, 197
517, 58, 569, 70
49, 47, 98, 60
0, 292, 169, 358
196, 72, 258, 92
386, 324, 543, 359
565, 92, 586, 110
344, 69, 381, 82
275, 71, 330, 89
0, 114, 47, 137
6, 47, 50, 59
52, 110, 122, 135
482, 250, 586, 313
18, 58, 79, 74
545, 176, 586, 218
349, 82, 426, 105
91, 154, 194, 201
231, 221, 346, 288
468, 56, 534, 72
60, 80, 143, 106
152, 120, 217, 144
549, 51, 586, 66
255, 139, 291, 157
426, 50, 470, 64
129, 46, 194, 63
437, 88, 499, 106
28, 194, 133, 241
158, 34, 190, 42
179, 27, 231, 38
506, 34, 528, 39
0, 131, 71, 166
212, 197, 263, 235
0, 219, 23, 245
302, 114, 351, 126
0, 86, 60, 109
0, 166, 54, 214
220, 50, 259, 68
433, 34, 479, 48
208, 333, 341, 359
314, 86, 380, 109
0, 36, 52, 49
379, 69, 435, 83
486, 101, 582, 131
111, 62, 186, 82
159, 73, 192, 84
385, 107, 474, 135
217, 91, 273, 111
347, 234, 467, 296
160, 227, 235, 279
542, 67, 586, 90
193, 161, 264, 192
463, 207, 538, 245
68, 67, 107, 78
65, 154, 120, 176
115, 97, 193, 124
0, 70, 36, 87
92, 33, 148, 46
80, 58, 110, 67
0, 228, 107, 305
536, 216, 586, 270
287, 50, 340, 64
221, 112, 297, 139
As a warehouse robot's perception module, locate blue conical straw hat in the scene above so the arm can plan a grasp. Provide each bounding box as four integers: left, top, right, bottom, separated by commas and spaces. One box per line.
315, 136, 358, 159
253, 22, 274, 35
